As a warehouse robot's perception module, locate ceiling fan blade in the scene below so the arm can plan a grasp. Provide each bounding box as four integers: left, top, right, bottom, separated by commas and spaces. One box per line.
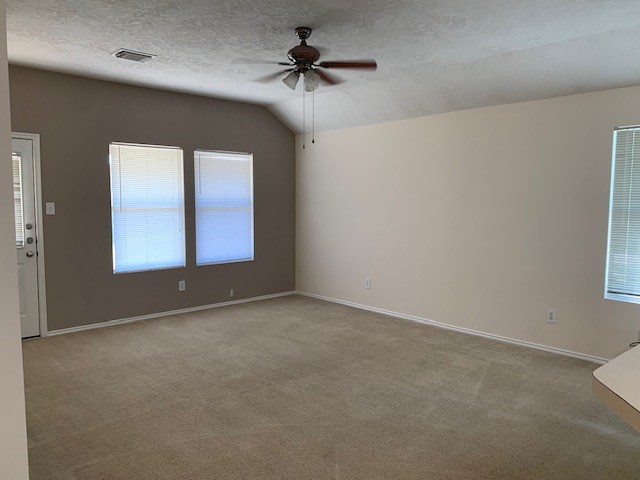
316, 69, 344, 86
253, 69, 294, 83
318, 60, 377, 70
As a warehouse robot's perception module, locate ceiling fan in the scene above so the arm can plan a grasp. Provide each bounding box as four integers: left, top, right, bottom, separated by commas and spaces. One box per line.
255, 27, 377, 91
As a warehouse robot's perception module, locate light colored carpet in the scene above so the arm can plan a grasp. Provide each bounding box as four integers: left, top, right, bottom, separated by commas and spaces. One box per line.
22, 295, 640, 479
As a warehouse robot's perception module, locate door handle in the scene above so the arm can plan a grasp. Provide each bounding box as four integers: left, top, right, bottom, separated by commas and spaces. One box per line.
26, 251, 35, 258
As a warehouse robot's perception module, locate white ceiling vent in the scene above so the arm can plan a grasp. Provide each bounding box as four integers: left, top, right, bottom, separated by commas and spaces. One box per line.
112, 49, 156, 62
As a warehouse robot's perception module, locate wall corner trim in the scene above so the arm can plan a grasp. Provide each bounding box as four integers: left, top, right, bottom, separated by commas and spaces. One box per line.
295, 291, 610, 365
45, 291, 296, 337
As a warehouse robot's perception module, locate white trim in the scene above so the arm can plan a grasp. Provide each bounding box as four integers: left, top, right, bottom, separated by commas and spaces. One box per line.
46, 291, 295, 336
111, 141, 180, 150
296, 291, 610, 365
196, 257, 255, 267
603, 128, 617, 303
605, 292, 640, 305
12, 132, 48, 337
44, 288, 611, 364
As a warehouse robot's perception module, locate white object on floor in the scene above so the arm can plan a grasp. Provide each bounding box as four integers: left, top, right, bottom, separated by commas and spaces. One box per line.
593, 346, 640, 433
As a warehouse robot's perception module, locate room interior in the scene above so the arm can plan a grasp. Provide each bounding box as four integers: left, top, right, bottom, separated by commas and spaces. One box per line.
2, 1, 640, 478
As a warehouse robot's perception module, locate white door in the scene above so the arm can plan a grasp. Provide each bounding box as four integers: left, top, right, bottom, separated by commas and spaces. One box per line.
12, 137, 40, 338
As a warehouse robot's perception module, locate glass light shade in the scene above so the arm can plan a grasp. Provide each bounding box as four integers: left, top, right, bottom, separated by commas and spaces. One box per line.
282, 71, 300, 90
304, 70, 321, 92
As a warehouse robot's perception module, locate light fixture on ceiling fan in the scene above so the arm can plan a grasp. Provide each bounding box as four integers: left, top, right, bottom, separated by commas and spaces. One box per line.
281, 69, 322, 93
253, 27, 378, 147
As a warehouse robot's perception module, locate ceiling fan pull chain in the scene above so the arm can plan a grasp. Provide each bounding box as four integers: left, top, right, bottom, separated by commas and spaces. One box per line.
312, 88, 315, 144
302, 84, 306, 149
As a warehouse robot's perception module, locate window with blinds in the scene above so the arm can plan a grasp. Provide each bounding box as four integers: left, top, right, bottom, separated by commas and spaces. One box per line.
109, 143, 186, 273
12, 153, 24, 248
606, 126, 640, 303
194, 150, 254, 265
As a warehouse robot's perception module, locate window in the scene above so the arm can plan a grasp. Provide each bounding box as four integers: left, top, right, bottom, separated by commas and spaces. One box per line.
194, 150, 254, 265
606, 126, 640, 303
12, 153, 24, 247
109, 143, 186, 273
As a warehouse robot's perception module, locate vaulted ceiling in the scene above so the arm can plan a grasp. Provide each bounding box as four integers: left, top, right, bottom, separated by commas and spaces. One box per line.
7, 1, 640, 133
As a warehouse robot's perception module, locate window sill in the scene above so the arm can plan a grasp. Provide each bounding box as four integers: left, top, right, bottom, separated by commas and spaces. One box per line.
605, 292, 640, 305
196, 258, 254, 267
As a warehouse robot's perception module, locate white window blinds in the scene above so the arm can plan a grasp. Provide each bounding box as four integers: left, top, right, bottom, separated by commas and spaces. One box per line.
606, 126, 640, 302
194, 150, 254, 265
109, 143, 186, 273
12, 153, 24, 248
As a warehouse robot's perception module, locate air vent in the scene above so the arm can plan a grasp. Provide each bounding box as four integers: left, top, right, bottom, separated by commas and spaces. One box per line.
112, 49, 156, 62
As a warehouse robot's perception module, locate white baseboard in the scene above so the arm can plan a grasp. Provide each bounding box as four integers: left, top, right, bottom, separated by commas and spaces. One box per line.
45, 289, 610, 364
46, 291, 296, 337
295, 291, 610, 365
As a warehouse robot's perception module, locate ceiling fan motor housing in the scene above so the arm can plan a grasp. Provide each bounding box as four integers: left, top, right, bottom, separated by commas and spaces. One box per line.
288, 27, 320, 69
287, 43, 320, 68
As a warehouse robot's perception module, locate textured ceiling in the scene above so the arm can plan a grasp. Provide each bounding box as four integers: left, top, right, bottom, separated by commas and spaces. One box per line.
7, 1, 640, 133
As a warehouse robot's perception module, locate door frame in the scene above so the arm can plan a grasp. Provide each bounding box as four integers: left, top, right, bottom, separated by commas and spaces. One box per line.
12, 132, 48, 337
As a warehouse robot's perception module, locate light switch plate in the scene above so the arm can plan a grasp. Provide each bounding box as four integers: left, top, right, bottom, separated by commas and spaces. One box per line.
45, 202, 56, 215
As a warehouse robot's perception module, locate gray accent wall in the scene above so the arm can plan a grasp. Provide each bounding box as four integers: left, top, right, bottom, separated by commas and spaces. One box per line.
9, 66, 295, 331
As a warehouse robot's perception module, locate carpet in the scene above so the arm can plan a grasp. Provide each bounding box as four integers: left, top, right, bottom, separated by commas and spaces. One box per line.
22, 295, 640, 479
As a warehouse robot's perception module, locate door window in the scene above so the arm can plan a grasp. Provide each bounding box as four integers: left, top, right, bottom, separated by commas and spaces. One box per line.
12, 153, 24, 248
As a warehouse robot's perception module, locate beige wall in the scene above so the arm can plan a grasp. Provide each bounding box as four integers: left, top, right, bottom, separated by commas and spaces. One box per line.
0, 3, 29, 478
296, 85, 640, 361
9, 66, 295, 331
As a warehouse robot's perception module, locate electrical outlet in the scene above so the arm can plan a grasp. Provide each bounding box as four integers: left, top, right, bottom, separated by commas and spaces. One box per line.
365, 277, 371, 289
229, 289, 234, 297
546, 309, 557, 324
178, 280, 186, 292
